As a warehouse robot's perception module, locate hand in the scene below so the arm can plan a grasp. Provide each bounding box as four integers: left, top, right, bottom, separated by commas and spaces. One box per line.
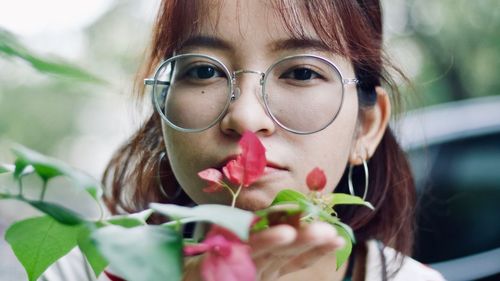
182, 221, 345, 281
249, 221, 345, 280
183, 255, 203, 281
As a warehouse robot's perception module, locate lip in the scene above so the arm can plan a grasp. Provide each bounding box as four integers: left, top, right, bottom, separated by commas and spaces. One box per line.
215, 155, 239, 170
265, 160, 287, 171
216, 155, 288, 171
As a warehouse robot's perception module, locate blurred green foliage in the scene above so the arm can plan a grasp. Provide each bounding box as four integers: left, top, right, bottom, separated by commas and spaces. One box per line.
0, 30, 99, 155
0, 0, 499, 157
397, 0, 500, 108
0, 29, 104, 84
0, 0, 150, 158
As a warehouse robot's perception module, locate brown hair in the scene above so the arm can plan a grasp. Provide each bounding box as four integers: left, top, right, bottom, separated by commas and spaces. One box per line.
103, 0, 415, 259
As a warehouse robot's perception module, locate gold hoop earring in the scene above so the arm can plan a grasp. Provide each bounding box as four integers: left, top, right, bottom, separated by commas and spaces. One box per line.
157, 151, 182, 199
348, 156, 369, 200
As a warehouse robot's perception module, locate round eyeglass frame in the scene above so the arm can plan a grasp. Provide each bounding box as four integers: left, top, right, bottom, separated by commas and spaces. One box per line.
145, 53, 359, 135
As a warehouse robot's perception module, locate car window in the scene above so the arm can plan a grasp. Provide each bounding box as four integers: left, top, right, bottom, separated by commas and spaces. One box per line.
409, 131, 500, 264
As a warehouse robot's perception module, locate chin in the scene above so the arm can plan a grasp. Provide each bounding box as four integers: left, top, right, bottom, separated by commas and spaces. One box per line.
234, 188, 274, 211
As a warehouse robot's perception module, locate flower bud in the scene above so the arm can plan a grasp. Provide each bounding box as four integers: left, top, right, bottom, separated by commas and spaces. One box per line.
306, 167, 327, 191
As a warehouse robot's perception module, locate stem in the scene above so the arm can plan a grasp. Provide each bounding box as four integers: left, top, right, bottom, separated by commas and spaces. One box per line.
231, 184, 243, 208
18, 177, 24, 196
221, 183, 235, 197
301, 213, 314, 221
97, 201, 105, 221
40, 180, 48, 201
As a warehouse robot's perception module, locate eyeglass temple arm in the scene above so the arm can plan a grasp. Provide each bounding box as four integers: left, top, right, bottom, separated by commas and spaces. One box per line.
343, 78, 359, 85
144, 78, 170, 86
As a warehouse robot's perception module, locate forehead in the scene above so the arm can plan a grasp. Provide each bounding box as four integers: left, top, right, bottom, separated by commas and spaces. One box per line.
205, 1, 298, 39
176, 0, 345, 57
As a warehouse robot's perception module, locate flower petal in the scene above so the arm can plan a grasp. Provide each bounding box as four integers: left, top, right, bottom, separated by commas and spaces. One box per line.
306, 167, 327, 191
202, 182, 223, 193
199, 168, 224, 193
239, 131, 266, 187
222, 157, 245, 186
201, 243, 255, 281
200, 226, 255, 281
184, 243, 211, 256
206, 225, 242, 243
198, 168, 223, 183
104, 270, 127, 281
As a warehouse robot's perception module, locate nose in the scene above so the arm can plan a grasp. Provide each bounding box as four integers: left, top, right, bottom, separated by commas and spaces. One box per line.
219, 72, 276, 137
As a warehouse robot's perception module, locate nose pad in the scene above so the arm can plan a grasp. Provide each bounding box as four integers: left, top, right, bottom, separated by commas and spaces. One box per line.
221, 79, 276, 136
230, 87, 241, 102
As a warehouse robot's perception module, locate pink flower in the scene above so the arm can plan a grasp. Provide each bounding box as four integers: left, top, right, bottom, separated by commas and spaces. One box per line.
198, 168, 224, 193
222, 157, 245, 186
184, 226, 256, 281
223, 131, 266, 187
198, 131, 266, 193
103, 270, 126, 281
306, 167, 327, 191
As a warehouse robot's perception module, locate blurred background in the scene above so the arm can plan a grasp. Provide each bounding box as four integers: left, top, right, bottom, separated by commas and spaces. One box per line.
1, 0, 499, 176
0, 0, 499, 280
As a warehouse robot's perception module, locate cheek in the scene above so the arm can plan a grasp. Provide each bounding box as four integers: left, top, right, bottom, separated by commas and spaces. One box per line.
162, 126, 234, 205
301, 92, 358, 191
162, 126, 211, 203
164, 129, 196, 175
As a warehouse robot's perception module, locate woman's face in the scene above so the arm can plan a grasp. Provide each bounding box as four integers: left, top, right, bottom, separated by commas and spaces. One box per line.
162, 0, 360, 211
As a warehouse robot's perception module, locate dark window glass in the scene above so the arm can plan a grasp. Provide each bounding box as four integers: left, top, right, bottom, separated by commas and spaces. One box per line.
410, 132, 500, 280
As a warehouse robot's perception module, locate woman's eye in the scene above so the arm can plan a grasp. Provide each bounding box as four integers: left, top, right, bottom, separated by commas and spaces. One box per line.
280, 68, 321, 81
186, 65, 223, 79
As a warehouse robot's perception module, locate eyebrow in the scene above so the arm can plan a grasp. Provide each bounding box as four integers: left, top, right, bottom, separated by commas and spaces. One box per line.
178, 35, 233, 51
178, 35, 335, 54
269, 38, 333, 53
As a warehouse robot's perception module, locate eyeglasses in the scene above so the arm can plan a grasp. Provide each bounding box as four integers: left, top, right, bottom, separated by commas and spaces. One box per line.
144, 53, 358, 134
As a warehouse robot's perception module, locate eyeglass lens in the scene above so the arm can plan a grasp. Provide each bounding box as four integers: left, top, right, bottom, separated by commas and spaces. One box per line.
152, 54, 344, 133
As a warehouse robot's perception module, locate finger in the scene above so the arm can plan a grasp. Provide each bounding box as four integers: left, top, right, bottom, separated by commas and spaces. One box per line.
257, 242, 315, 279
249, 224, 297, 257
279, 221, 340, 255
280, 238, 345, 275
258, 222, 343, 277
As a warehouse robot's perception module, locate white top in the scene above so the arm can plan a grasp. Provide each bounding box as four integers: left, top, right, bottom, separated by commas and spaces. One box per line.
39, 240, 446, 281
365, 240, 446, 281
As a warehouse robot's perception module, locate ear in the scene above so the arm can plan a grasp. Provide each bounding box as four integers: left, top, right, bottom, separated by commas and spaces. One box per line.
349, 86, 391, 165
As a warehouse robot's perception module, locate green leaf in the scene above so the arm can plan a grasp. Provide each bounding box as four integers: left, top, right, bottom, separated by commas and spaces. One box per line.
107, 217, 146, 228
269, 190, 359, 269
11, 145, 103, 199
78, 226, 108, 277
92, 225, 182, 281
0, 28, 105, 84
334, 224, 353, 270
334, 221, 355, 243
252, 210, 271, 232
0, 193, 8, 199
125, 208, 154, 222
331, 193, 374, 210
271, 189, 310, 207
271, 189, 324, 219
151, 203, 255, 241
105, 209, 153, 228
27, 200, 84, 226
14, 158, 29, 180
4, 216, 82, 281
317, 209, 340, 225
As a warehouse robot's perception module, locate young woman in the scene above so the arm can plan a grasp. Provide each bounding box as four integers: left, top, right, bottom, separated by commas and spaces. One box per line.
45, 0, 445, 280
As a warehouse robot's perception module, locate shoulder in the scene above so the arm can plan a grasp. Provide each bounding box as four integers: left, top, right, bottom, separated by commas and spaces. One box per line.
365, 240, 447, 281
